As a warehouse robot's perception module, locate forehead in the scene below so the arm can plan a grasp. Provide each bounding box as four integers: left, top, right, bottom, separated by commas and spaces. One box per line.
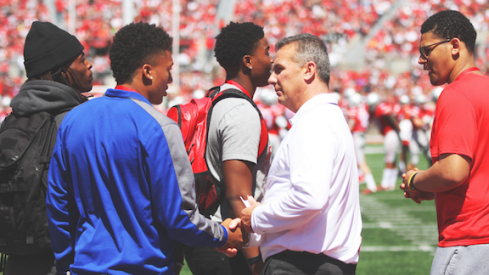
154, 50, 173, 66
69, 52, 84, 67
71, 52, 83, 61
419, 32, 438, 46
256, 37, 269, 48
274, 44, 297, 66
253, 37, 269, 54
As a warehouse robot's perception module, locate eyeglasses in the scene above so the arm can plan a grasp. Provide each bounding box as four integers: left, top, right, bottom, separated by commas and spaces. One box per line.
419, 38, 452, 59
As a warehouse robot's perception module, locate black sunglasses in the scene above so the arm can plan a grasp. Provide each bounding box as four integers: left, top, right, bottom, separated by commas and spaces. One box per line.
419, 38, 452, 59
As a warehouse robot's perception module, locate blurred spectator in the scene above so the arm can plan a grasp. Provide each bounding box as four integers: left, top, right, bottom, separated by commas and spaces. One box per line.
2, 0, 489, 122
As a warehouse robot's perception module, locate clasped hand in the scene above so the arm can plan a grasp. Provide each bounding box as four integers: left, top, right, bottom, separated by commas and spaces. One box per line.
400, 168, 433, 204
217, 218, 247, 257
216, 196, 261, 257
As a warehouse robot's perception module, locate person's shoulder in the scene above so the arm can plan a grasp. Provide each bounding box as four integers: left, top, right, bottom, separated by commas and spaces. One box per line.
449, 72, 489, 89
462, 73, 489, 93
142, 106, 177, 128
117, 96, 179, 130
213, 95, 259, 119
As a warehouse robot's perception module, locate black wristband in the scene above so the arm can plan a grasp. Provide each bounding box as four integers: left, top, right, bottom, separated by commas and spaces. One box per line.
246, 254, 262, 266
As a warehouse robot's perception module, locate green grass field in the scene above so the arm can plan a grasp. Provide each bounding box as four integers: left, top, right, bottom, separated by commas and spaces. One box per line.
1, 145, 437, 275
178, 145, 437, 275
354, 145, 436, 275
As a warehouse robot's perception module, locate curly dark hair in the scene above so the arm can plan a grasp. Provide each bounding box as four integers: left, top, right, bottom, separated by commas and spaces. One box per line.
421, 10, 476, 53
109, 22, 172, 84
214, 22, 264, 69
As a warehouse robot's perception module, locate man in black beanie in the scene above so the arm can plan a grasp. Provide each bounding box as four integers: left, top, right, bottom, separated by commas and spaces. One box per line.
0, 21, 92, 275
21, 21, 93, 96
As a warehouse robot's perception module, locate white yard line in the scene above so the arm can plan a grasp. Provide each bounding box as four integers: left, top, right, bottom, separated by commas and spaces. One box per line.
364, 146, 385, 154
360, 195, 438, 253
361, 245, 435, 252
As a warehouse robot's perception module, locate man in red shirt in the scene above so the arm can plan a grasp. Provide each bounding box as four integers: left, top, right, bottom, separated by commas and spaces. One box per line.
401, 10, 489, 274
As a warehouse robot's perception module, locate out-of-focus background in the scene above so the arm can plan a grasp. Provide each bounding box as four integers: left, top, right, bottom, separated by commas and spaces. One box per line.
0, 1, 486, 273
1, 0, 488, 117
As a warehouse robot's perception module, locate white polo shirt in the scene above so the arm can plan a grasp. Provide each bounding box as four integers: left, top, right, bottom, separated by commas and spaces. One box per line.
251, 93, 362, 264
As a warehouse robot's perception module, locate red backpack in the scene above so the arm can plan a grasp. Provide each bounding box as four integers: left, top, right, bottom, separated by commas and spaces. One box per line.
167, 87, 269, 217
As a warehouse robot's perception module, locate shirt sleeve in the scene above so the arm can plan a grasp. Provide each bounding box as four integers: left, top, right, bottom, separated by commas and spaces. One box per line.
432, 89, 476, 160
46, 130, 78, 272
146, 122, 228, 247
251, 120, 335, 234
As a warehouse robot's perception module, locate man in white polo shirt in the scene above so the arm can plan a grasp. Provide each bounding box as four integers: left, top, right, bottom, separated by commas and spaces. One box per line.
236, 33, 362, 275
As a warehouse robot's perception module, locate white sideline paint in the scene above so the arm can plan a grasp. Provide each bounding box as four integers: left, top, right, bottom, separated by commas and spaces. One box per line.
364, 146, 385, 154
360, 195, 438, 253
361, 246, 435, 252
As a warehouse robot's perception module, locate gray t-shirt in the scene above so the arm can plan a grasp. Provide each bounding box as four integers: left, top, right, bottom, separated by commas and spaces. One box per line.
206, 83, 270, 222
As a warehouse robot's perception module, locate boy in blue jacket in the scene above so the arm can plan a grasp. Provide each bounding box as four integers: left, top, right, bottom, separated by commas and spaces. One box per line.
46, 22, 244, 275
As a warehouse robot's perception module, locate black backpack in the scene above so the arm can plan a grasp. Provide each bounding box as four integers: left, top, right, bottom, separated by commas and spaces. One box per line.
0, 111, 58, 255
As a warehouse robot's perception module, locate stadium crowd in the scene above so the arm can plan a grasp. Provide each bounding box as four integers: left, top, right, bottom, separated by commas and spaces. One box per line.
1, 0, 489, 130
367, 0, 489, 67
2, 1, 489, 274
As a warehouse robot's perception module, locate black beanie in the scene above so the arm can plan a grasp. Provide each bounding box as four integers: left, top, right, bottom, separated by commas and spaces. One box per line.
23, 21, 84, 78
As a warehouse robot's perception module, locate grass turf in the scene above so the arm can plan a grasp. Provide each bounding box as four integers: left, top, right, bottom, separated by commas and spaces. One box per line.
355, 145, 436, 274
0, 145, 437, 275
180, 145, 438, 275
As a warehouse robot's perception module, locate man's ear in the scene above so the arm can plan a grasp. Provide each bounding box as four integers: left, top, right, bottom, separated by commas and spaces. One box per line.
450, 38, 461, 56
142, 64, 154, 81
61, 69, 74, 87
303, 61, 316, 82
242, 55, 253, 70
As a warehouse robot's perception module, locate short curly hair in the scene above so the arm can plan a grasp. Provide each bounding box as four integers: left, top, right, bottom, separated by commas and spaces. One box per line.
421, 10, 477, 53
276, 34, 330, 85
109, 22, 172, 84
214, 22, 264, 70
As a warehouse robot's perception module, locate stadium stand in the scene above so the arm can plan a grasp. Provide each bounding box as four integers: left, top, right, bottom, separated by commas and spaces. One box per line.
1, 0, 489, 124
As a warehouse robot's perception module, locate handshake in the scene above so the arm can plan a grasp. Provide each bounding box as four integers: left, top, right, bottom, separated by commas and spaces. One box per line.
217, 196, 261, 257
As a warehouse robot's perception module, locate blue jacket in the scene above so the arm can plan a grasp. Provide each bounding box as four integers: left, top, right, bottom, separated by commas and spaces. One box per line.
46, 88, 227, 275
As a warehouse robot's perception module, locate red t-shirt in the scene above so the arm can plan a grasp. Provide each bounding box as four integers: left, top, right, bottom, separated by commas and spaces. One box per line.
430, 71, 489, 247
374, 102, 394, 136
398, 104, 414, 121
346, 104, 369, 133
260, 105, 279, 135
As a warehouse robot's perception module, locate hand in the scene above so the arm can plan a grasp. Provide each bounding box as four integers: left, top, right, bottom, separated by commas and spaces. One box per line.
412, 191, 435, 203
400, 168, 419, 190
240, 196, 261, 233
401, 168, 429, 204
216, 218, 248, 257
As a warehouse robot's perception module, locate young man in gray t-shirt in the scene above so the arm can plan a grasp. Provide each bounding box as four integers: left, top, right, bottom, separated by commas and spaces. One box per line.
184, 22, 273, 275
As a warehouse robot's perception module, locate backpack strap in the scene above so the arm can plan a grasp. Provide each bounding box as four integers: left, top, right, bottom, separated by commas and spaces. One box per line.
200, 87, 269, 211
54, 111, 68, 129
0, 253, 6, 273
208, 88, 269, 159
169, 105, 183, 129
206, 86, 221, 98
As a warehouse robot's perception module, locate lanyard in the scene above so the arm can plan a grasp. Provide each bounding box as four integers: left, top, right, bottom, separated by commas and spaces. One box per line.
225, 80, 252, 98
454, 67, 480, 82
114, 85, 139, 93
